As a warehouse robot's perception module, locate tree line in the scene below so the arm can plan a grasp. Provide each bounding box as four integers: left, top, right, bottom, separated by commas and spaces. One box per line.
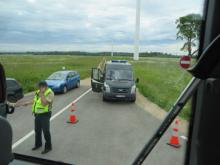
0, 51, 177, 57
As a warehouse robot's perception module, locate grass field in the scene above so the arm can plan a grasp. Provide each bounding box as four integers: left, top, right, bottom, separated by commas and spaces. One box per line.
133, 57, 192, 119
0, 55, 192, 119
111, 56, 192, 119
0, 55, 103, 93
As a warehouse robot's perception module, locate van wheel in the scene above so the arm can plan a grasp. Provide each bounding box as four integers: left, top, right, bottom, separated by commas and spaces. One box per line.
130, 97, 136, 103
103, 96, 107, 102
62, 86, 67, 94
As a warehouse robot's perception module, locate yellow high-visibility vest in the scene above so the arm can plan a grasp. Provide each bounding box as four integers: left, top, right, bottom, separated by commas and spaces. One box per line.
32, 88, 52, 114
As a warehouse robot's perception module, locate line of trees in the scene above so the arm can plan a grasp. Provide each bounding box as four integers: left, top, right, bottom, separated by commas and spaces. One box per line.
0, 51, 177, 57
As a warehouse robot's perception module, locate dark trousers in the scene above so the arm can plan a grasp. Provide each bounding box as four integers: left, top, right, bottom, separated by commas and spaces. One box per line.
34, 112, 52, 149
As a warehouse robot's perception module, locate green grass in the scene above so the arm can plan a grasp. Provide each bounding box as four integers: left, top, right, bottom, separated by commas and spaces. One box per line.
0, 55, 103, 93
132, 57, 192, 119
111, 56, 192, 120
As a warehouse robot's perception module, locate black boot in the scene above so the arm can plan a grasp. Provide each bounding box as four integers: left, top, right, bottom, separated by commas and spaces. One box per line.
32, 145, 42, 150
41, 148, 52, 154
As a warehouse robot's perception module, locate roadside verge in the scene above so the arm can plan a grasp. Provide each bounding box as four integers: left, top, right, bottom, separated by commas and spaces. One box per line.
136, 88, 189, 134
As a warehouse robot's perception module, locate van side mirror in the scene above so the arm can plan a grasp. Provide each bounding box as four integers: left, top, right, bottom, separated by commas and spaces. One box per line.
188, 34, 220, 79
136, 78, 139, 83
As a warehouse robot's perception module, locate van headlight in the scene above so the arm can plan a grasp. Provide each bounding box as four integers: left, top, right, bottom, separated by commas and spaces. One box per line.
131, 85, 136, 94
104, 82, 110, 93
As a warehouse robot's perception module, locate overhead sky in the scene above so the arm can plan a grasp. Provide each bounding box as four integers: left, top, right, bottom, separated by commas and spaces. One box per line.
0, 0, 203, 53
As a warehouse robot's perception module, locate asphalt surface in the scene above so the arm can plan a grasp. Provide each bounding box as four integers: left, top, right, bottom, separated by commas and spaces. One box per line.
8, 79, 187, 165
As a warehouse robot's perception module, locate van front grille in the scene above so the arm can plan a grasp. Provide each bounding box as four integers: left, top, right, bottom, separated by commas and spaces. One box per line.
111, 87, 129, 93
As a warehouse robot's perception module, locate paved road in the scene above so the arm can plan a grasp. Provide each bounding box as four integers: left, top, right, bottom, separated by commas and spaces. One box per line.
8, 79, 187, 165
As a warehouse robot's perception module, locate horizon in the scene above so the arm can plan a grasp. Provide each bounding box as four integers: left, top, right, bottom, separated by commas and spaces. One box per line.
0, 50, 176, 55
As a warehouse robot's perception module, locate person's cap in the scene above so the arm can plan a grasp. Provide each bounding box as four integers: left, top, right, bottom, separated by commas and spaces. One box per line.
38, 80, 48, 87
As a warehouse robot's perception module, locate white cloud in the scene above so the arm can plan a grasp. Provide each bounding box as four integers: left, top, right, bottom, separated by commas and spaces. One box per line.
26, 0, 36, 4
0, 0, 204, 53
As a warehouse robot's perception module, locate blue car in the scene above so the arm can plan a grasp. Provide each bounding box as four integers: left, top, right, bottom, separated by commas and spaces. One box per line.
46, 70, 80, 94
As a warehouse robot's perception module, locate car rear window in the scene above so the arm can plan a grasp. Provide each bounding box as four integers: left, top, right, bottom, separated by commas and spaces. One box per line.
6, 80, 19, 88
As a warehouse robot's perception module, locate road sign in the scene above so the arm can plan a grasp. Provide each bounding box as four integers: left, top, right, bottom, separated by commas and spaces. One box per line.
180, 55, 191, 69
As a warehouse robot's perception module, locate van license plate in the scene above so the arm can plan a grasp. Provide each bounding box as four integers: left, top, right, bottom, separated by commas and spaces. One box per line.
116, 95, 125, 98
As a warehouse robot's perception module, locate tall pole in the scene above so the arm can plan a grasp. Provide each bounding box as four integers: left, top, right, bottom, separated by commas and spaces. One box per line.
134, 0, 141, 60
111, 41, 114, 57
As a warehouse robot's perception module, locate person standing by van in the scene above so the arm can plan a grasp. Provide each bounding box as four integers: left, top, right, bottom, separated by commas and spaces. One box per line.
32, 80, 54, 154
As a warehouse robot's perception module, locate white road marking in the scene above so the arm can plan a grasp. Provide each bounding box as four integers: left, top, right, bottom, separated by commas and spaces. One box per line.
12, 88, 92, 150
12, 131, 35, 150
180, 61, 190, 64
180, 135, 188, 140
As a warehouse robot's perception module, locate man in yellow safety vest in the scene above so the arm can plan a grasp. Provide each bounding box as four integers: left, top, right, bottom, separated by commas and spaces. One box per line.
32, 80, 54, 154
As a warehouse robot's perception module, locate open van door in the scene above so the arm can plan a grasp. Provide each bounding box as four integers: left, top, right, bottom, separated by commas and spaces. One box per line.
91, 68, 104, 92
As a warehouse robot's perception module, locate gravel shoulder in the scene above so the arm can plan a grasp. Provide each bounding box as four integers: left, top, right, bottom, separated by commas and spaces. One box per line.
136, 88, 189, 134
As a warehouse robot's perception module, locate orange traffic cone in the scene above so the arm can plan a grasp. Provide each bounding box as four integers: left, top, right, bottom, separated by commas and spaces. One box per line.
167, 119, 181, 148
67, 102, 78, 124
68, 114, 78, 124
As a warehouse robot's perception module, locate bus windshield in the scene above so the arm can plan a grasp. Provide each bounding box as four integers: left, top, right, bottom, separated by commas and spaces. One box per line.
0, 0, 204, 164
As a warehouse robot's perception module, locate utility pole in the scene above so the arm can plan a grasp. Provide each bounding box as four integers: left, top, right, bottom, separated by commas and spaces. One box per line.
111, 41, 114, 57
134, 0, 141, 60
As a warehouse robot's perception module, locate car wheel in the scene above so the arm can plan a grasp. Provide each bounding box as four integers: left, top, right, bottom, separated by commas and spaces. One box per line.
62, 86, 67, 94
76, 81, 80, 88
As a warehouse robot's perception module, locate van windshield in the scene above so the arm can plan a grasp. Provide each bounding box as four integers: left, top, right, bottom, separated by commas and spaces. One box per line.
106, 69, 133, 81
